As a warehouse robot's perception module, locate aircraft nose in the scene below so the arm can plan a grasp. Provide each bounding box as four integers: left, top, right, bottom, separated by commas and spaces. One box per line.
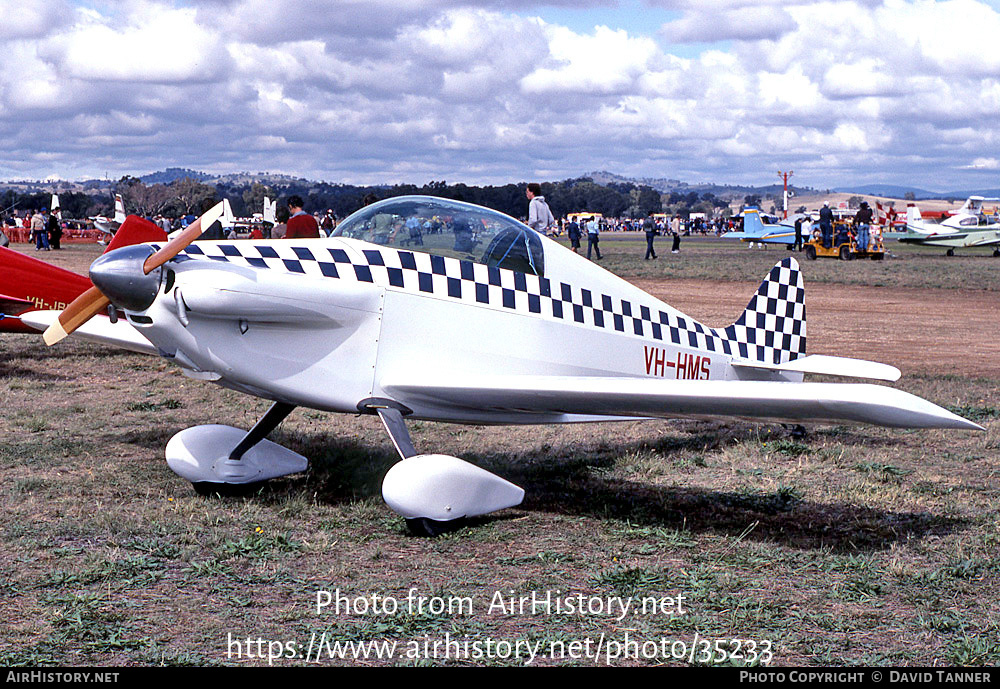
89, 244, 164, 312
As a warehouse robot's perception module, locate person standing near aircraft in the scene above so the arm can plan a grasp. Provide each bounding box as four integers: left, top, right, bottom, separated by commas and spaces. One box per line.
526, 183, 555, 235
567, 218, 581, 253
854, 202, 873, 252
47, 207, 62, 250
31, 210, 49, 251
285, 195, 320, 239
643, 212, 658, 259
586, 216, 601, 260
271, 206, 289, 239
819, 202, 834, 248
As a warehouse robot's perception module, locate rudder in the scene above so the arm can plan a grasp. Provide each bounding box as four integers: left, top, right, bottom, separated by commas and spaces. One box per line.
714, 257, 806, 364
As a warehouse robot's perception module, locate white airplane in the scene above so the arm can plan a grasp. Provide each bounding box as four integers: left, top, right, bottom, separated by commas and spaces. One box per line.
91, 194, 127, 238
27, 196, 980, 535
263, 196, 277, 225
902, 197, 1000, 256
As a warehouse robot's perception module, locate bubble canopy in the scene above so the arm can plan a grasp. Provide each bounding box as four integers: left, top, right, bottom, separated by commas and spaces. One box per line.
332, 196, 545, 277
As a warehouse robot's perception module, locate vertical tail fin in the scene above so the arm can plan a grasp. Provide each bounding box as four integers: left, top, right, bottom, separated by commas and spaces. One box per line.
103, 215, 168, 254
740, 208, 767, 237
714, 257, 806, 364
263, 196, 276, 225
221, 198, 235, 227
113, 194, 126, 223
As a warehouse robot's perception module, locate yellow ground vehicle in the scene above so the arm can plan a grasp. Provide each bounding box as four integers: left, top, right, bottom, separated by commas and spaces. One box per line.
803, 222, 885, 261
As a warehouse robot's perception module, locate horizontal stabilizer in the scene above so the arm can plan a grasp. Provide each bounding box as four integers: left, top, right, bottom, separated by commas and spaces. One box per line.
19, 310, 157, 355
0, 293, 33, 313
731, 354, 901, 381
382, 374, 982, 431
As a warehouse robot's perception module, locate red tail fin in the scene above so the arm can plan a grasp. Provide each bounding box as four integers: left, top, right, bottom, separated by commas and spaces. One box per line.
104, 215, 168, 253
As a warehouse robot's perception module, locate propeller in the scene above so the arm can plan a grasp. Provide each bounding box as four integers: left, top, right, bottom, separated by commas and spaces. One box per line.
43, 202, 224, 346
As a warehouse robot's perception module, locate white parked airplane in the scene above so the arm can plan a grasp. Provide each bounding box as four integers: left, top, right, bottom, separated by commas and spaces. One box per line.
91, 194, 127, 238
902, 197, 1000, 255
28, 196, 980, 535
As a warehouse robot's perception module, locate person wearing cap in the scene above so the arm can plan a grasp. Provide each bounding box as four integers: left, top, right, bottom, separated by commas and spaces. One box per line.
48, 207, 62, 249
320, 209, 336, 236
819, 202, 834, 249
853, 201, 873, 252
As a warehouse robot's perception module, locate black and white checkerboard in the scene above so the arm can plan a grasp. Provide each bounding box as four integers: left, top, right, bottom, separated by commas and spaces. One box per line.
166, 242, 806, 365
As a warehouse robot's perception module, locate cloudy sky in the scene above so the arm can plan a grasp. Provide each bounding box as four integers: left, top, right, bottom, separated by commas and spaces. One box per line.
3, 0, 1000, 190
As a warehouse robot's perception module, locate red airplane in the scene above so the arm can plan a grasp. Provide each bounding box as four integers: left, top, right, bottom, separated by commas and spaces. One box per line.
0, 217, 167, 333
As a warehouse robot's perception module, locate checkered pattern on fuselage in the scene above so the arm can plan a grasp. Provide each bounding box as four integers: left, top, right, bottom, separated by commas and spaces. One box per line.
165, 242, 806, 364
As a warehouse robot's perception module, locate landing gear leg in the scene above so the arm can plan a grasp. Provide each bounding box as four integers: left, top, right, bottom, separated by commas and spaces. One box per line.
229, 402, 296, 461
782, 423, 808, 439
371, 406, 469, 537
367, 402, 523, 536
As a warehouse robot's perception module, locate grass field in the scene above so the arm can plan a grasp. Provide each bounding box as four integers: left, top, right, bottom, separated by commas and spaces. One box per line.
0, 239, 997, 666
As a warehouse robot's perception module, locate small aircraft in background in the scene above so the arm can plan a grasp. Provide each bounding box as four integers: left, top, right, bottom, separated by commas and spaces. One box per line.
26, 196, 980, 535
722, 208, 806, 247
900, 197, 1000, 256
91, 194, 127, 240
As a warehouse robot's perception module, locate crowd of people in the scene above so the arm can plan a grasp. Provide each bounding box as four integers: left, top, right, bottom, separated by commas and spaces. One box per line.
1, 207, 64, 250
2, 189, 842, 266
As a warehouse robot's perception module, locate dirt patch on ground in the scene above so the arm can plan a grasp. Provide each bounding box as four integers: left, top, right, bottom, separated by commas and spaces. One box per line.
635, 279, 997, 378
7, 244, 993, 377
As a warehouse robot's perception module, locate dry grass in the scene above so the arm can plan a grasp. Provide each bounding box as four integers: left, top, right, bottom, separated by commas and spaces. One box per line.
0, 241, 997, 666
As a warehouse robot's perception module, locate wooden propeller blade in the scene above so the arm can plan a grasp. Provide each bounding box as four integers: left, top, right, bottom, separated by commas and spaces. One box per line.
43, 201, 223, 346
42, 285, 111, 346
142, 201, 224, 275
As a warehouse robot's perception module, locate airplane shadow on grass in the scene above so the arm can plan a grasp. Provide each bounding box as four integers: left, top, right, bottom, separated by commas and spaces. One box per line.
113, 423, 959, 553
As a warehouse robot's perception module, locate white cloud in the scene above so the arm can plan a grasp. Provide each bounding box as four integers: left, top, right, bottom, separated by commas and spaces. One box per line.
0, 0, 69, 39
521, 25, 662, 95
1, 0, 1000, 190
42, 5, 229, 83
660, 6, 798, 42
962, 157, 1000, 169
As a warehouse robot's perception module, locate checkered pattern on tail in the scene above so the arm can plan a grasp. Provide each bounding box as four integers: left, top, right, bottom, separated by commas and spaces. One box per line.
714, 257, 806, 365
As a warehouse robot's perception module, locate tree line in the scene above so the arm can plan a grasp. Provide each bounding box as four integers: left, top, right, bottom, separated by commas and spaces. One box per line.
3, 176, 736, 223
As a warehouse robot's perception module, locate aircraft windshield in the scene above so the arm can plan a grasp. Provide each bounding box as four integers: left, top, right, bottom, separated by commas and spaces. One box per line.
332, 196, 545, 276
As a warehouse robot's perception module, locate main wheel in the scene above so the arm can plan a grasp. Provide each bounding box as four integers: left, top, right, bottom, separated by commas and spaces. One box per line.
192, 481, 267, 497
946, 248, 955, 257
993, 249, 999, 257
406, 517, 467, 537
804, 244, 817, 260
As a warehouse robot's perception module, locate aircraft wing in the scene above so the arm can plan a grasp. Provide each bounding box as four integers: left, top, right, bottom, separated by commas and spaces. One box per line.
18, 310, 157, 356
382, 374, 981, 430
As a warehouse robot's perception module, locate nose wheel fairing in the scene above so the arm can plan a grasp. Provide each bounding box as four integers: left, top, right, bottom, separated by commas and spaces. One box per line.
166, 424, 308, 486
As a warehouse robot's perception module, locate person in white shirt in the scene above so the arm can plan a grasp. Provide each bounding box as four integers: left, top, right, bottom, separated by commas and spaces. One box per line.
525, 183, 554, 235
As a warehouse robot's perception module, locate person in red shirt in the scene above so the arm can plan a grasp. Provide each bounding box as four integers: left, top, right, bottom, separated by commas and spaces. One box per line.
284, 195, 320, 238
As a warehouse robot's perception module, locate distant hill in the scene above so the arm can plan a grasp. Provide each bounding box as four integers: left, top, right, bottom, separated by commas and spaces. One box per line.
585, 170, 817, 200
139, 167, 214, 184
833, 183, 1000, 200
